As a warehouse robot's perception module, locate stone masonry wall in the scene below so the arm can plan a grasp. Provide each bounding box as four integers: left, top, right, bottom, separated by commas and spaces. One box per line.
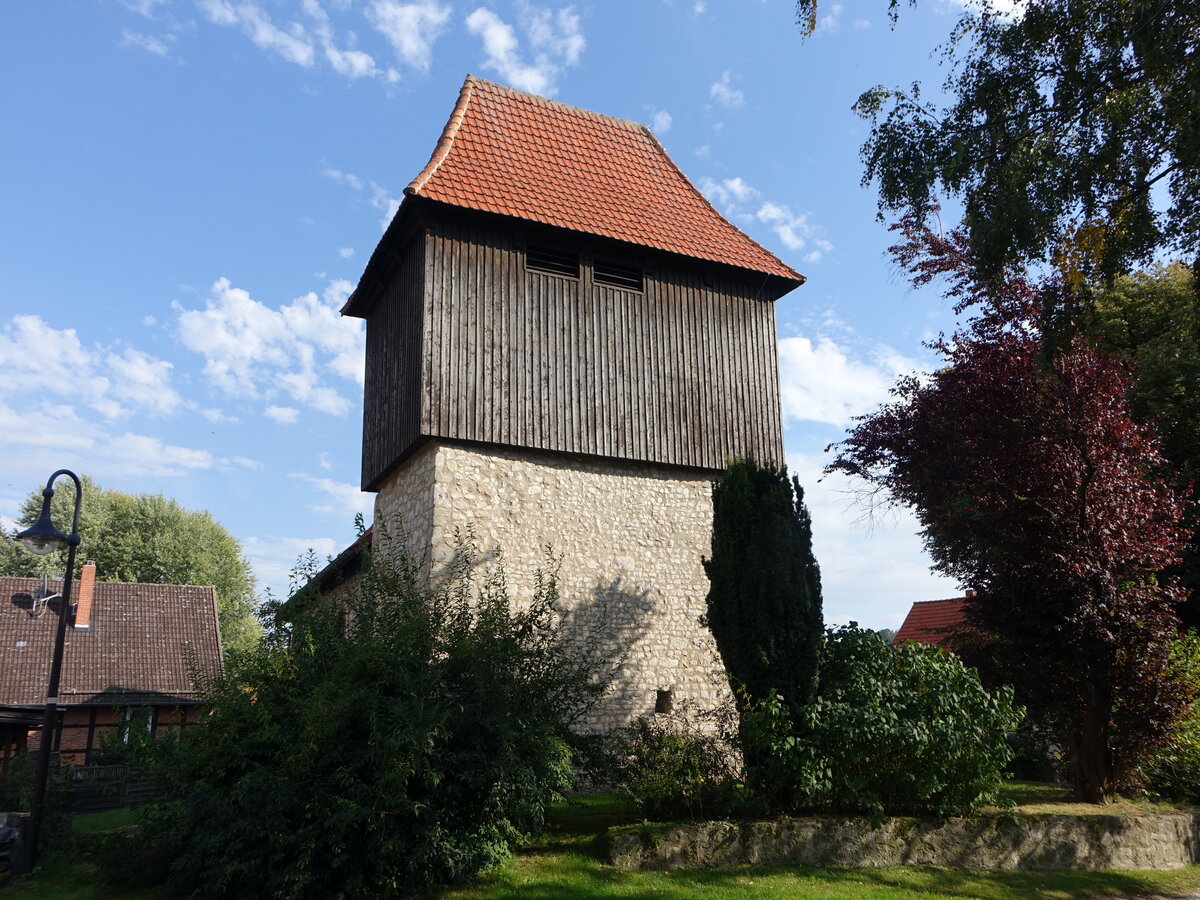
608, 814, 1200, 871
374, 438, 727, 732
373, 440, 438, 576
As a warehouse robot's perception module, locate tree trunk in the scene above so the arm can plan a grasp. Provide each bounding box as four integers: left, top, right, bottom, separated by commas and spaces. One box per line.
1069, 692, 1111, 803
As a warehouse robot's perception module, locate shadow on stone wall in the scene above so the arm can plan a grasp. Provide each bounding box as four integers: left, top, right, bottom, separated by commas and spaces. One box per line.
557, 576, 655, 729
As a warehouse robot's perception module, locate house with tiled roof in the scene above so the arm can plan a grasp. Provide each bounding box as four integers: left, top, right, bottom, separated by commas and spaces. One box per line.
893, 594, 975, 652
341, 76, 805, 730
1, 562, 223, 765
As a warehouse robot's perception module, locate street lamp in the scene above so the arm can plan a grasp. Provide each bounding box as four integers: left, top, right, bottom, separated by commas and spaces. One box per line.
14, 469, 82, 867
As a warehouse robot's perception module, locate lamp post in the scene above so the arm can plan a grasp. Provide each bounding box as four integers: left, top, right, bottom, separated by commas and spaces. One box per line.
14, 469, 82, 866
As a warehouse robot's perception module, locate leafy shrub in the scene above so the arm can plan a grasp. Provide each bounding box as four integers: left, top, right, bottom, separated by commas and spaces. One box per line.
611, 713, 738, 821
743, 625, 1023, 820
111, 528, 608, 898
0, 754, 72, 853
1144, 633, 1200, 803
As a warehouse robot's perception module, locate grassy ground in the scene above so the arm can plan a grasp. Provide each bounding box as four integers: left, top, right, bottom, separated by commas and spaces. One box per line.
5, 792, 1200, 899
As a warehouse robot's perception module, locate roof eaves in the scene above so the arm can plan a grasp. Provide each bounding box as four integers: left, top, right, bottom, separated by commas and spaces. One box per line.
407, 76, 478, 196
638, 126, 805, 287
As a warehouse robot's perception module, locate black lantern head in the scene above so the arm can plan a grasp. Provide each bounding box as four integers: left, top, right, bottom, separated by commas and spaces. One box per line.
15, 489, 68, 556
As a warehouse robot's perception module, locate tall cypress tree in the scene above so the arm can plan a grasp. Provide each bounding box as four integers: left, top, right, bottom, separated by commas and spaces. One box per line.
703, 458, 824, 718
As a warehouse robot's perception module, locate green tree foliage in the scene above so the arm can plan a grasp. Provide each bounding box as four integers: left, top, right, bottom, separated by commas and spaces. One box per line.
704, 458, 824, 717
744, 626, 1021, 820
1089, 263, 1200, 626
110, 531, 605, 898
0, 475, 259, 656
1143, 633, 1200, 804
829, 226, 1191, 801
798, 0, 1200, 282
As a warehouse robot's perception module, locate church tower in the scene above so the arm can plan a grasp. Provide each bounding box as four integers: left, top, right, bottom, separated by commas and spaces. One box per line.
343, 76, 804, 728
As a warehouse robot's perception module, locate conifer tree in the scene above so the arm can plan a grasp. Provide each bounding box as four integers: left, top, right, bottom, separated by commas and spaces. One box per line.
704, 459, 824, 719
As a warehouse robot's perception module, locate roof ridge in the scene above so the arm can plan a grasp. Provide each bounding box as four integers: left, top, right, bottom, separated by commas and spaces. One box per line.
464, 74, 648, 133
407, 77, 477, 196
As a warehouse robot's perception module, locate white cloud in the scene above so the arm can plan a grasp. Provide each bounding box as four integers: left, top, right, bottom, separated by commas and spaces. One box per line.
198, 0, 316, 67
302, 0, 379, 77
368, 0, 452, 71
699, 175, 833, 261
778, 331, 920, 428
243, 534, 340, 600
290, 472, 374, 519
199, 406, 237, 424
650, 109, 672, 134
120, 30, 171, 56
854, 18, 871, 29
265, 405, 301, 424
0, 400, 220, 480
317, 452, 334, 470
785, 449, 959, 629
105, 348, 181, 415
174, 277, 365, 417
945, 0, 1023, 18
817, 1, 843, 31
143, 315, 157, 327
757, 201, 820, 255
709, 71, 743, 109
322, 166, 401, 230
693, 1, 705, 12
322, 166, 364, 192
338, 246, 355, 258
233, 456, 263, 469
465, 3, 585, 96
0, 315, 182, 420
119, 0, 168, 15
699, 175, 760, 208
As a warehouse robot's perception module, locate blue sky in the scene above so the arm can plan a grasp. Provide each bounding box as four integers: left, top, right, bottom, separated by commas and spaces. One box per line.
0, 0, 984, 626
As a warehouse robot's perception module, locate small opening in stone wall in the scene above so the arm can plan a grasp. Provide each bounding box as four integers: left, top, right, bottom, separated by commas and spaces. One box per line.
655, 688, 674, 715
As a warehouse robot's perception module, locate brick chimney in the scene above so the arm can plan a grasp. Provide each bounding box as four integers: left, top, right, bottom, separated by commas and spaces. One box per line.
964, 588, 977, 599
74, 559, 96, 629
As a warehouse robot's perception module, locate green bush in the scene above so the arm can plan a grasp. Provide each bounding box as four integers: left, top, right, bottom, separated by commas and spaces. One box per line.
743, 625, 1023, 820
611, 713, 739, 821
0, 754, 72, 853
1145, 633, 1200, 803
109, 528, 608, 898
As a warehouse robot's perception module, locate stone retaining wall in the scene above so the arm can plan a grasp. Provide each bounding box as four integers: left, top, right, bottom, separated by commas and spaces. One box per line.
608, 814, 1200, 871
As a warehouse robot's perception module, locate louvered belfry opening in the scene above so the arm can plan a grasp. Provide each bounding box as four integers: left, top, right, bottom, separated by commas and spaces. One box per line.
593, 258, 643, 292
526, 243, 580, 278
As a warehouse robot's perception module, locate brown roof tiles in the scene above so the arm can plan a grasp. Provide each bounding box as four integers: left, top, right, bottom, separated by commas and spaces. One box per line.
405, 75, 804, 284
0, 577, 223, 707
893, 597, 970, 651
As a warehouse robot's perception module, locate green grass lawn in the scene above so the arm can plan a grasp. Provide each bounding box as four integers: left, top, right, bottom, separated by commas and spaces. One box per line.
6, 792, 1200, 899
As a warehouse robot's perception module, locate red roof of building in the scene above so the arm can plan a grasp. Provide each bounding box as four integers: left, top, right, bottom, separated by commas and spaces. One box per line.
893, 597, 970, 651
1, 576, 223, 707
405, 75, 804, 284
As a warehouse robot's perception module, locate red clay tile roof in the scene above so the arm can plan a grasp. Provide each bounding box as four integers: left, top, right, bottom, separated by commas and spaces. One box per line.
893, 597, 970, 651
1, 577, 223, 707
406, 75, 804, 284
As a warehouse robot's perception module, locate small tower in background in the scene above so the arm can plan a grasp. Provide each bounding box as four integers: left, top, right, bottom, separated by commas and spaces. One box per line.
343, 76, 804, 728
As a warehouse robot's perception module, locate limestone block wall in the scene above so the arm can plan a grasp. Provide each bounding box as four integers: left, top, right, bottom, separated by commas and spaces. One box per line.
373, 440, 438, 570
374, 438, 728, 731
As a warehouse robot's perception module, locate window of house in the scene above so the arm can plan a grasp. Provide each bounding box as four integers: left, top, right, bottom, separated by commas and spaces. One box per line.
120, 707, 154, 743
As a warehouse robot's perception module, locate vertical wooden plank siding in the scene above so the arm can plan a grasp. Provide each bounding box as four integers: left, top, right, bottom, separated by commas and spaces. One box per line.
360, 235, 425, 489
362, 222, 785, 487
